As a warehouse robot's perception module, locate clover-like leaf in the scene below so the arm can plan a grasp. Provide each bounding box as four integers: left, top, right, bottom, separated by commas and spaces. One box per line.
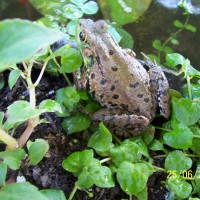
88, 122, 112, 152
165, 150, 192, 172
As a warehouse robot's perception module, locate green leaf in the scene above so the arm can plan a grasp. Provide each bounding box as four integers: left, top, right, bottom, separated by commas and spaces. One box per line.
48, 44, 71, 60
110, 139, 142, 167
70, 0, 87, 5
0, 182, 47, 200
92, 166, 115, 188
108, 25, 122, 43
135, 186, 147, 200
66, 19, 78, 36
55, 87, 80, 117
185, 24, 197, 32
62, 113, 91, 134
60, 48, 83, 73
81, 1, 98, 14
165, 150, 192, 172
0, 149, 26, 170
163, 122, 193, 150
190, 126, 200, 156
88, 122, 112, 152
172, 98, 200, 126
0, 112, 4, 128
182, 83, 200, 99
0, 74, 5, 89
62, 149, 93, 176
117, 162, 153, 195
149, 139, 167, 153
166, 177, 192, 198
152, 39, 163, 51
27, 139, 49, 165
166, 53, 185, 69
0, 162, 7, 187
171, 38, 179, 45
173, 20, 184, 28
40, 189, 66, 200
39, 99, 62, 113
116, 27, 134, 49
163, 46, 173, 54
130, 136, 150, 158
0, 19, 62, 64
77, 167, 94, 189
4, 101, 42, 130
8, 69, 22, 90
63, 4, 83, 19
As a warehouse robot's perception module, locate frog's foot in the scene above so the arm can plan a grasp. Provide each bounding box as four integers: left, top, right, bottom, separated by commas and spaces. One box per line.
149, 66, 170, 119
92, 108, 149, 138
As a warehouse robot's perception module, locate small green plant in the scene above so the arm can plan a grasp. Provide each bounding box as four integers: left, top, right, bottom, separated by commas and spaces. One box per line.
149, 2, 197, 64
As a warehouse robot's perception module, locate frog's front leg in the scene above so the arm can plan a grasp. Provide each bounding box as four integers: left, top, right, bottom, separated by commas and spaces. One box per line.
92, 108, 150, 137
149, 67, 170, 119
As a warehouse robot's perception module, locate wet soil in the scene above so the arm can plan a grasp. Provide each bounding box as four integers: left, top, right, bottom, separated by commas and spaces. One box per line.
0, 68, 169, 200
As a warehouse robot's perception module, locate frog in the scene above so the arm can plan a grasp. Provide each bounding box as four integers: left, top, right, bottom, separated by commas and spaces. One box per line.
75, 19, 170, 138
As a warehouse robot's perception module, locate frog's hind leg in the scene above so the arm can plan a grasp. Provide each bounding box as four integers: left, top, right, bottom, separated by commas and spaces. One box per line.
92, 108, 149, 137
149, 67, 170, 119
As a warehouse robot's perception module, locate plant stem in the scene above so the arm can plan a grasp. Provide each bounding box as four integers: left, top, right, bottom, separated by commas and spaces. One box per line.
154, 126, 171, 132
158, 14, 190, 61
129, 195, 132, 200
193, 135, 200, 139
68, 183, 79, 200
112, 134, 121, 144
0, 129, 18, 149
100, 157, 111, 164
187, 75, 192, 99
153, 165, 166, 172
49, 49, 72, 86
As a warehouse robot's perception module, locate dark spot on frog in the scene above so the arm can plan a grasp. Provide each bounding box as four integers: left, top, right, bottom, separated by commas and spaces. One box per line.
100, 79, 107, 85
108, 102, 117, 107
145, 79, 149, 86
124, 123, 132, 129
144, 98, 150, 103
127, 115, 131, 124
134, 107, 140, 113
120, 103, 128, 109
160, 90, 168, 96
109, 50, 114, 55
138, 116, 144, 120
111, 66, 118, 71
137, 94, 143, 98
129, 82, 139, 88
112, 94, 119, 99
163, 100, 168, 104
100, 94, 104, 98
110, 85, 115, 91
91, 73, 95, 79
96, 56, 100, 65
91, 91, 95, 98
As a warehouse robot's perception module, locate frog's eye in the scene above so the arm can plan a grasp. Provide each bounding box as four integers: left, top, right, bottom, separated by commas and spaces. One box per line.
79, 31, 86, 42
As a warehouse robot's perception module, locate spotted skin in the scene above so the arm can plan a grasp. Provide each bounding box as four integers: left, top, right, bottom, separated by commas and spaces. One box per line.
75, 19, 170, 137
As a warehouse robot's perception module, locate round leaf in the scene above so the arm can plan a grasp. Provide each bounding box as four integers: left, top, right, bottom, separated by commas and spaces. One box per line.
0, 19, 62, 64
81, 1, 99, 14
88, 122, 112, 152
62, 113, 91, 134
117, 162, 152, 195
63, 4, 83, 19
165, 150, 192, 172
163, 122, 193, 150
167, 177, 192, 198
62, 149, 93, 175
60, 48, 83, 73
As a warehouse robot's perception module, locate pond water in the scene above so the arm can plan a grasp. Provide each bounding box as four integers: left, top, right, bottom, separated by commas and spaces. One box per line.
0, 0, 199, 69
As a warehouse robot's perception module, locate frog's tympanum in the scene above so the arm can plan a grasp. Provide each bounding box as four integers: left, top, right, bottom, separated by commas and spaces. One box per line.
75, 19, 170, 138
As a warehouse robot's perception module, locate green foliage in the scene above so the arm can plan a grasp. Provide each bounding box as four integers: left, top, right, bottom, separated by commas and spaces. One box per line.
88, 122, 112, 152
40, 189, 66, 200
27, 139, 50, 165
0, 19, 62, 65
62, 113, 91, 134
0, 149, 26, 170
0, 162, 7, 187
0, 182, 48, 200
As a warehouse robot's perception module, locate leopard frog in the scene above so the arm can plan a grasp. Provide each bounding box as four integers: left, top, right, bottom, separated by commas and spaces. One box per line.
75, 19, 170, 137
